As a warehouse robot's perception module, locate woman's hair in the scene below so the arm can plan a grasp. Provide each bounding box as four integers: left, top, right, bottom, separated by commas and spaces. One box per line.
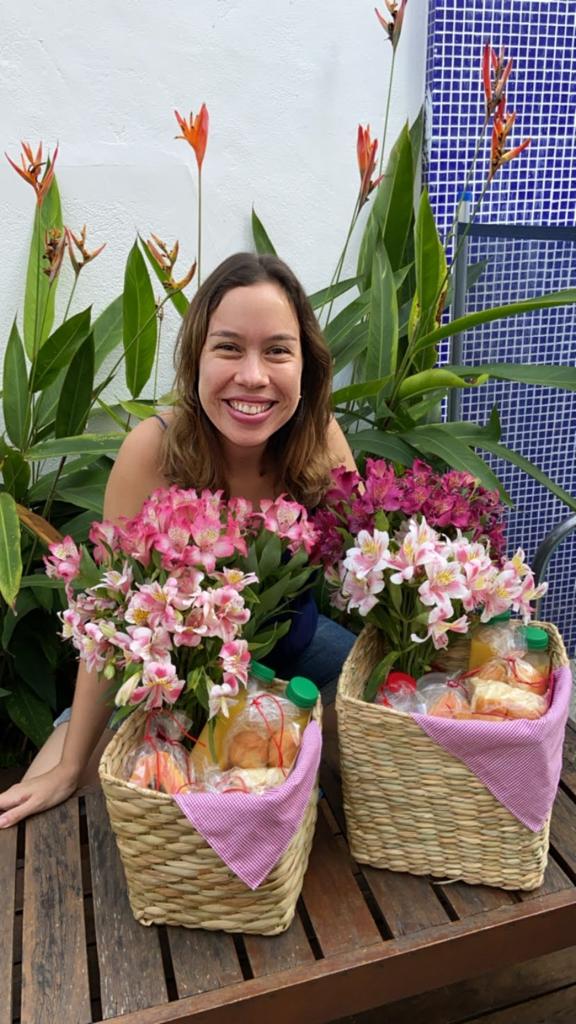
161, 252, 334, 507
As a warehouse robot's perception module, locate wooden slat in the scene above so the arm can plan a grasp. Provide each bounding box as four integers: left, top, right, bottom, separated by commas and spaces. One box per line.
0, 826, 17, 1024
244, 913, 316, 977
168, 927, 243, 998
459, 983, 576, 1023
96, 890, 576, 1024
550, 787, 576, 875
301, 805, 382, 956
437, 879, 516, 919
362, 866, 451, 936
335, 945, 576, 1024
85, 787, 168, 1018
21, 799, 91, 1024
561, 722, 576, 793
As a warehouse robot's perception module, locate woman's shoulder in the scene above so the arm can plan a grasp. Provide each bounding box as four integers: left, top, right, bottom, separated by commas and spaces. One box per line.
104, 415, 171, 520
326, 416, 357, 472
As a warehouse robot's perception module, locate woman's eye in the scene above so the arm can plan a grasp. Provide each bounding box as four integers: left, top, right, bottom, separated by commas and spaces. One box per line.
268, 346, 291, 357
215, 342, 240, 353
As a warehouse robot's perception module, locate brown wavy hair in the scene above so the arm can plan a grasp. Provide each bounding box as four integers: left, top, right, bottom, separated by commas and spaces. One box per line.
161, 252, 333, 507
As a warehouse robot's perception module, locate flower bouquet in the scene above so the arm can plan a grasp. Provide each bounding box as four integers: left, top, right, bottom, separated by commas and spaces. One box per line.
45, 487, 323, 933
311, 460, 569, 890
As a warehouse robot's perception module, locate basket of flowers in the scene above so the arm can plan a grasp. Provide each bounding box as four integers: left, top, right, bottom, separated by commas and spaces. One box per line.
46, 487, 323, 934
312, 460, 571, 890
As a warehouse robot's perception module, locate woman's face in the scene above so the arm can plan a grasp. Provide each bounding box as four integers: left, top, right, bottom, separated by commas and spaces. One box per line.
198, 282, 303, 458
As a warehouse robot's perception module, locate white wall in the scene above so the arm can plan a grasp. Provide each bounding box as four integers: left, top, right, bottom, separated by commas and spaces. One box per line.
0, 0, 428, 399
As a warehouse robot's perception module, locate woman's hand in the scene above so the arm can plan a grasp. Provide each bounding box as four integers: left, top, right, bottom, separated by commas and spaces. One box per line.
0, 763, 80, 828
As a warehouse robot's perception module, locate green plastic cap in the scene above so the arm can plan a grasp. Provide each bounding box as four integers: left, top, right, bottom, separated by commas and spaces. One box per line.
487, 611, 512, 624
250, 660, 276, 682
286, 676, 320, 709
522, 626, 549, 650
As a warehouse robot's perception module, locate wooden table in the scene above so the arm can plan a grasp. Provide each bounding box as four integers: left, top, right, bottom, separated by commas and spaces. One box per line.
3, 722, 576, 1024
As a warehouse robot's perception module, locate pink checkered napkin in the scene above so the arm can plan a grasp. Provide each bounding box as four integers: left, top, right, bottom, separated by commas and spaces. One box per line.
410, 665, 572, 831
173, 720, 322, 889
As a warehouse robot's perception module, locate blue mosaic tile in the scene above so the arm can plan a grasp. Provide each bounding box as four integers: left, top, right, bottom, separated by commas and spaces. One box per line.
425, 0, 576, 652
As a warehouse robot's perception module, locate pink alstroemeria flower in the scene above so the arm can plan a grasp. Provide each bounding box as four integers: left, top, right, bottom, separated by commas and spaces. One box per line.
129, 661, 184, 709
342, 529, 390, 579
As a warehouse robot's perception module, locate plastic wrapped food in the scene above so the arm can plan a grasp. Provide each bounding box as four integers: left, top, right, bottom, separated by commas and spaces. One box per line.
468, 679, 548, 720
125, 740, 193, 793
201, 765, 286, 794
471, 656, 549, 696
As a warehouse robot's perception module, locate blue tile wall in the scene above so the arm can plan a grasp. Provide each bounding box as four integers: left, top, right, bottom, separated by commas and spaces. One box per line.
425, 0, 576, 653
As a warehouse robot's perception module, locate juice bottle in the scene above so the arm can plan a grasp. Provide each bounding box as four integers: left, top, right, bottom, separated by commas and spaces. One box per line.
190, 660, 276, 770
284, 676, 320, 730
468, 611, 522, 670
266, 676, 320, 770
514, 625, 550, 694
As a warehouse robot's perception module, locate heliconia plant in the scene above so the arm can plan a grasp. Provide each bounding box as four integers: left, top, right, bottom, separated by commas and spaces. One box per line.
252, 4, 576, 512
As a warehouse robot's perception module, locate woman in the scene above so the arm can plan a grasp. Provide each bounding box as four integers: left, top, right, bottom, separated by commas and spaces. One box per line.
0, 252, 356, 828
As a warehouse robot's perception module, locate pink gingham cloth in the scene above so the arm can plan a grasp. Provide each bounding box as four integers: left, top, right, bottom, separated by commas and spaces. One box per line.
410, 665, 572, 831
173, 720, 322, 889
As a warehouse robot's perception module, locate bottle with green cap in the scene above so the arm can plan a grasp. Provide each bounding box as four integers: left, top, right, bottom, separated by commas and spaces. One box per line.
468, 610, 523, 670
248, 659, 276, 691
285, 676, 320, 730
519, 625, 550, 686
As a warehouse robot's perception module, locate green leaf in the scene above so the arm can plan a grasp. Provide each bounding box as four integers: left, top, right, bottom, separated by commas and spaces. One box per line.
398, 368, 488, 402
446, 363, 576, 390
347, 429, 417, 466
332, 376, 392, 405
358, 123, 414, 285
445, 259, 487, 308
25, 433, 124, 460
363, 650, 401, 703
438, 409, 502, 444
414, 289, 576, 354
1, 589, 38, 650
31, 307, 92, 392
478, 441, 576, 512
58, 510, 97, 543
55, 332, 95, 438
0, 492, 23, 607
403, 425, 511, 501
139, 237, 190, 318
308, 278, 359, 311
365, 247, 398, 411
5, 685, 53, 748
251, 208, 277, 255
413, 188, 443, 334
409, 106, 424, 168
93, 294, 124, 371
3, 320, 30, 449
20, 574, 64, 589
23, 176, 63, 358
55, 463, 107, 513
119, 400, 158, 420
1, 448, 31, 501
123, 242, 158, 398
333, 322, 369, 375
325, 293, 370, 350
27, 454, 103, 501
257, 532, 283, 580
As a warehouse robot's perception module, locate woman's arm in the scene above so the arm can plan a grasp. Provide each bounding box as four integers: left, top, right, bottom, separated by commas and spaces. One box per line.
0, 418, 168, 827
326, 415, 358, 471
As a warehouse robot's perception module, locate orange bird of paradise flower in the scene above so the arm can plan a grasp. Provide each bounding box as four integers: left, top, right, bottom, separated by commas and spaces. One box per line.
66, 225, 106, 276
482, 43, 513, 117
489, 97, 531, 180
174, 105, 209, 170
5, 141, 59, 206
357, 125, 382, 207
374, 1, 408, 50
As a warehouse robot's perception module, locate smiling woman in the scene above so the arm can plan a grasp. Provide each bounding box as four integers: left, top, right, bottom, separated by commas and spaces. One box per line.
0, 251, 357, 829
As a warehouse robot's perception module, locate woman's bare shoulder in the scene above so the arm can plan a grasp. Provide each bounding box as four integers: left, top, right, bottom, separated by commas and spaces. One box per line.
326, 416, 357, 471
103, 416, 170, 521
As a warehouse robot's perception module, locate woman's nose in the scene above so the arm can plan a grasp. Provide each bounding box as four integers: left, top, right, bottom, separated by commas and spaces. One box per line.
233, 353, 269, 386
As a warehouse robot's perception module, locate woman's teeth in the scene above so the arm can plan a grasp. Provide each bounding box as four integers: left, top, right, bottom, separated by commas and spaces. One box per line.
228, 400, 273, 415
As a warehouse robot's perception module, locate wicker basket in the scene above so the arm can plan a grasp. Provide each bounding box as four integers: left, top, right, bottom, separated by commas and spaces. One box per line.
99, 685, 321, 934
336, 622, 568, 890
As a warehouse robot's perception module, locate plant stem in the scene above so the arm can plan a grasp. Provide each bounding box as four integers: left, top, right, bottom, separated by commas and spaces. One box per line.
62, 274, 79, 323
378, 49, 396, 177
197, 168, 202, 288
320, 199, 361, 327
153, 310, 163, 402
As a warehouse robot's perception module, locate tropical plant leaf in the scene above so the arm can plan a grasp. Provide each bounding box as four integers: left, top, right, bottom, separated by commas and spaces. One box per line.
358, 123, 414, 285
23, 176, 63, 358
5, 685, 54, 748
251, 208, 277, 255
412, 188, 445, 337
31, 307, 92, 392
1, 590, 38, 650
1, 448, 30, 501
0, 492, 23, 607
333, 323, 370, 375
364, 650, 401, 703
139, 236, 190, 317
445, 259, 488, 308
119, 400, 158, 420
16, 504, 62, 545
332, 377, 392, 405
478, 440, 576, 511
414, 289, 576, 354
25, 433, 124, 460
93, 294, 124, 370
55, 463, 109, 513
397, 368, 489, 401
446, 363, 576, 390
325, 293, 370, 350
55, 332, 95, 438
3, 319, 30, 449
347, 429, 417, 466
123, 242, 158, 398
402, 425, 511, 501
365, 247, 398, 411
307, 277, 359, 310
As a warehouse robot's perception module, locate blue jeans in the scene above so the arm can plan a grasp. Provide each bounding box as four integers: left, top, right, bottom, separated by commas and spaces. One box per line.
274, 614, 356, 705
